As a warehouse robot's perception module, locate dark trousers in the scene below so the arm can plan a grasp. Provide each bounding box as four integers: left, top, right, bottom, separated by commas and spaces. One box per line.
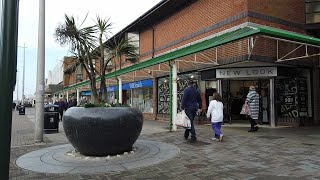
249, 117, 257, 129
184, 108, 197, 140
59, 111, 63, 121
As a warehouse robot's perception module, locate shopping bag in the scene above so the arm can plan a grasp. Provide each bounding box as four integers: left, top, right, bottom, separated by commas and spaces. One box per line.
240, 103, 251, 116
175, 110, 191, 129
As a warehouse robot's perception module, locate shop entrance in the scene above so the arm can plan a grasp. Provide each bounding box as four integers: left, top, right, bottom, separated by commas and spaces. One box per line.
222, 79, 270, 124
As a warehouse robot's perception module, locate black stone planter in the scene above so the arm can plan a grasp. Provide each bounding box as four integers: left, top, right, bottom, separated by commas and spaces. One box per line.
63, 107, 143, 156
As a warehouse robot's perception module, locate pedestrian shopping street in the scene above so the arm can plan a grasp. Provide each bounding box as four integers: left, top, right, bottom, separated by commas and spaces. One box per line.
9, 107, 320, 179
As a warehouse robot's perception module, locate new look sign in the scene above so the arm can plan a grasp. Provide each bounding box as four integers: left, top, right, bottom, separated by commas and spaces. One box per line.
216, 67, 277, 78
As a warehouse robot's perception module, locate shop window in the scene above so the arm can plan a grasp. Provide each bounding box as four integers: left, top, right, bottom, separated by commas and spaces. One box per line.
275, 78, 309, 118
157, 72, 198, 114
132, 88, 153, 113
306, 1, 320, 23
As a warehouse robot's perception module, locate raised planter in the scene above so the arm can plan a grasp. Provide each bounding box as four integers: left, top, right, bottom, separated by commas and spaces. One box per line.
63, 107, 143, 156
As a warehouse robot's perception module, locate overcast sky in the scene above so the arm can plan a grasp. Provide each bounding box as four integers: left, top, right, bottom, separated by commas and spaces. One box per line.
13, 0, 161, 100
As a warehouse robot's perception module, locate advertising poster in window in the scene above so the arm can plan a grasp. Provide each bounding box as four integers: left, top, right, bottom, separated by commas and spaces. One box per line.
297, 79, 308, 117
279, 79, 299, 118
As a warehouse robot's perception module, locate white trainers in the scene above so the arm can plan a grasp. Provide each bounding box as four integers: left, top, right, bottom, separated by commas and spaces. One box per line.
219, 134, 224, 142
211, 137, 219, 141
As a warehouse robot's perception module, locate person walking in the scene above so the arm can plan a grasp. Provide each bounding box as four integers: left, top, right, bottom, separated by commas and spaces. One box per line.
246, 86, 260, 132
181, 80, 203, 143
206, 92, 224, 142
57, 99, 65, 121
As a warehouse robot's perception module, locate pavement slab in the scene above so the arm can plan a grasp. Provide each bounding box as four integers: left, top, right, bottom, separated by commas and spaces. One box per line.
9, 107, 320, 179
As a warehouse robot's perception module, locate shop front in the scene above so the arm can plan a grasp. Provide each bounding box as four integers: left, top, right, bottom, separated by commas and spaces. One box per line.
158, 72, 200, 114
201, 66, 313, 127
107, 79, 153, 113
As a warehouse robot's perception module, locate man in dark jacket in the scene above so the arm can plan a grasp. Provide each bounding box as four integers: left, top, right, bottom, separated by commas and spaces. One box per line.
181, 80, 203, 143
57, 99, 65, 121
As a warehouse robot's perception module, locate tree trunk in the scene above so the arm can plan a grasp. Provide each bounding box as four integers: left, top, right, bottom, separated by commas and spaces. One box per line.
100, 76, 107, 103
90, 75, 98, 104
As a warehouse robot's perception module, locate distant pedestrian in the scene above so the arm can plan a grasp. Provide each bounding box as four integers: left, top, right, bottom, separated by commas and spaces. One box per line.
246, 86, 260, 132
64, 99, 68, 111
206, 92, 224, 142
68, 98, 77, 108
80, 97, 88, 106
181, 80, 203, 143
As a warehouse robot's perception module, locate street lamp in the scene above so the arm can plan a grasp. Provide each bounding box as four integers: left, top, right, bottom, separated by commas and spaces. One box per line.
34, 0, 45, 143
18, 44, 27, 105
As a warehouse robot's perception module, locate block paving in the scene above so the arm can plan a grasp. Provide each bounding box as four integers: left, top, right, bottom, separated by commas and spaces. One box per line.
9, 107, 320, 179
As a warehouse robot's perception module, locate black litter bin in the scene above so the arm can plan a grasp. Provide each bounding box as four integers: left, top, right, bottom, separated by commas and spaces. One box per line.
44, 104, 59, 133
18, 105, 25, 115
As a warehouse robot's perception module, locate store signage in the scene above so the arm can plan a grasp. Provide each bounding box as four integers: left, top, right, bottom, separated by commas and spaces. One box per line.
107, 79, 153, 92
216, 67, 277, 78
128, 81, 143, 89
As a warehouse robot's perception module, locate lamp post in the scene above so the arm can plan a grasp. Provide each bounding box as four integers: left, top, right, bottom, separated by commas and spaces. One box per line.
34, 0, 45, 143
18, 44, 27, 105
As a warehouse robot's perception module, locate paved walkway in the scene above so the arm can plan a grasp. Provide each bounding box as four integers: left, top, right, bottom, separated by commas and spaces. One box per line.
9, 107, 320, 179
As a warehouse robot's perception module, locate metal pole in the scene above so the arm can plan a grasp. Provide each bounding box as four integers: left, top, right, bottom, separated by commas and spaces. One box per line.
270, 78, 276, 127
34, 0, 45, 143
66, 91, 69, 102
16, 70, 19, 102
118, 77, 122, 104
172, 62, 177, 131
22, 43, 26, 104
18, 44, 27, 105
76, 88, 80, 105
0, 0, 20, 178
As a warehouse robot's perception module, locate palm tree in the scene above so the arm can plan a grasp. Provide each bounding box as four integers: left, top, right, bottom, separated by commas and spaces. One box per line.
55, 14, 139, 105
55, 14, 99, 103
95, 16, 112, 103
105, 36, 139, 103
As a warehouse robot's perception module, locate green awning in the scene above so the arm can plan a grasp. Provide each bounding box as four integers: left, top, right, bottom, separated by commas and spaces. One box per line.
64, 24, 320, 91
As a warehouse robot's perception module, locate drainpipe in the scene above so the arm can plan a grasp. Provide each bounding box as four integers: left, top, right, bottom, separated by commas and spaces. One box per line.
0, 0, 20, 178
152, 27, 155, 58
169, 62, 173, 131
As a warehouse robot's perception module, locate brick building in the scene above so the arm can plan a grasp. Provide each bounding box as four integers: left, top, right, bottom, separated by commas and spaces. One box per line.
62, 0, 320, 127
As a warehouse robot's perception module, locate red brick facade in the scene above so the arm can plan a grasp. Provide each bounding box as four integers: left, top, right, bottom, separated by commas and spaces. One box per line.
62, 0, 320, 125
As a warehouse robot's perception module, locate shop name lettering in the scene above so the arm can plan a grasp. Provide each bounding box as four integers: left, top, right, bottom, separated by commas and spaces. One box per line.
217, 68, 277, 78
129, 81, 142, 89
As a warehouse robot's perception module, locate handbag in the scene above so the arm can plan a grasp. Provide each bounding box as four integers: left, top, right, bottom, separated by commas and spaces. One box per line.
175, 110, 191, 129
240, 102, 251, 116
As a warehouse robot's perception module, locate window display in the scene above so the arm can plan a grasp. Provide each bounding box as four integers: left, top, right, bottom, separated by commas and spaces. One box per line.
276, 78, 309, 118
158, 72, 198, 114
132, 87, 153, 113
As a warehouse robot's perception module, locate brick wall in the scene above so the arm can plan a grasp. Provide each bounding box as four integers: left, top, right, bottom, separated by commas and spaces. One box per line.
139, 0, 248, 61
139, 0, 307, 63
248, 0, 305, 25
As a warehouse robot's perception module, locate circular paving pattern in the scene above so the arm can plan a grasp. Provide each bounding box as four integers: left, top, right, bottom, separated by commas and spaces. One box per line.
16, 140, 180, 174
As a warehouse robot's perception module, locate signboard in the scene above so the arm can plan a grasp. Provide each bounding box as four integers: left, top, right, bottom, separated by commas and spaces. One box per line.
216, 67, 277, 78
107, 79, 153, 92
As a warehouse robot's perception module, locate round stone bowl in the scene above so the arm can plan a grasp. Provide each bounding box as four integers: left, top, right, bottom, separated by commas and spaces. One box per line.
63, 107, 143, 156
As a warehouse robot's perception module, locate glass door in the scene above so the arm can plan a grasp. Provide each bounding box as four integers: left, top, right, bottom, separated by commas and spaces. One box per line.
222, 79, 270, 124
